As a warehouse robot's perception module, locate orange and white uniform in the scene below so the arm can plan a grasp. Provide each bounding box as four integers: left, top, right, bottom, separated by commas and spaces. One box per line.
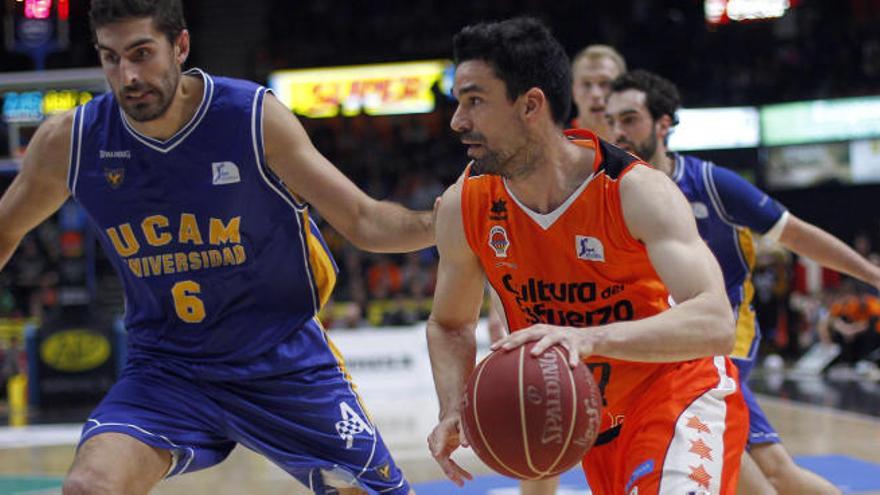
461, 129, 747, 494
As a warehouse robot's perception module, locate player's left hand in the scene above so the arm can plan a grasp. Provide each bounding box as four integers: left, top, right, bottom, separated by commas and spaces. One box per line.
427, 416, 473, 486
490, 324, 594, 368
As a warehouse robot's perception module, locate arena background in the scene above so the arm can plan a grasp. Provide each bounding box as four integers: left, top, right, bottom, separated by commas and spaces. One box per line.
2, 1, 880, 494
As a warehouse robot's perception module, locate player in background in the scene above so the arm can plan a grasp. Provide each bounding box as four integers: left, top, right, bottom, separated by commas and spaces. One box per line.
427, 17, 747, 494
0, 0, 431, 494
570, 45, 627, 140
606, 69, 880, 495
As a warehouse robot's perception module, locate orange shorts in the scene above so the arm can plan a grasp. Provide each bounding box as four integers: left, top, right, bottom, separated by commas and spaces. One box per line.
583, 357, 748, 495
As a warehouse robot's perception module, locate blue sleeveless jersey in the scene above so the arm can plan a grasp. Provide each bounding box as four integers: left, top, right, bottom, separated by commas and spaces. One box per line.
68, 69, 337, 363
670, 153, 786, 360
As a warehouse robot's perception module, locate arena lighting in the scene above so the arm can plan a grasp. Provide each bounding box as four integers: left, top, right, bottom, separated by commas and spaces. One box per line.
761, 96, 880, 146
23, 0, 52, 20
705, 0, 797, 25
269, 60, 451, 119
668, 106, 760, 151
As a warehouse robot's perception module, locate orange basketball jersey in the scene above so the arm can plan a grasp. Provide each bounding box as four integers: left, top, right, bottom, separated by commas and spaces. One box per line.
461, 129, 720, 433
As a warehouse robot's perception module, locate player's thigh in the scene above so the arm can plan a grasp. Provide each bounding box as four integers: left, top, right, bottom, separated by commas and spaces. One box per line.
64, 432, 170, 495
520, 476, 560, 495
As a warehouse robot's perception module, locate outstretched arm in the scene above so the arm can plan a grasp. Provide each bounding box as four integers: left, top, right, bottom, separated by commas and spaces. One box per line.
0, 112, 73, 270
425, 180, 485, 486
779, 215, 880, 289
262, 94, 433, 253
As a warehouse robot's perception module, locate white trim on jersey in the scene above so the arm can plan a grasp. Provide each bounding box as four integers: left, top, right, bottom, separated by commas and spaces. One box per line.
68, 106, 85, 196
657, 356, 737, 495
762, 210, 790, 243
700, 159, 752, 300
249, 87, 319, 314
671, 153, 686, 183
119, 69, 214, 154
502, 172, 597, 231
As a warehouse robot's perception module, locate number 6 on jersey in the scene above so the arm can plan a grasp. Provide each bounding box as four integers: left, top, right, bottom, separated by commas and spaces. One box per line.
172, 280, 206, 323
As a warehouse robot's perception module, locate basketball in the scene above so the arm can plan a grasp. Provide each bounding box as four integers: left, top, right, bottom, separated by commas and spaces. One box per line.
460, 342, 603, 480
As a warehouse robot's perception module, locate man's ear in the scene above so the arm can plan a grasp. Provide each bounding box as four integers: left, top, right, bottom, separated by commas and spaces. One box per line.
175, 29, 190, 65
655, 114, 673, 142
522, 87, 547, 121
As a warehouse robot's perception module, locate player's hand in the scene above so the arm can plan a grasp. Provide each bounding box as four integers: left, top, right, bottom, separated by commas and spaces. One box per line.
490, 324, 594, 368
427, 416, 473, 486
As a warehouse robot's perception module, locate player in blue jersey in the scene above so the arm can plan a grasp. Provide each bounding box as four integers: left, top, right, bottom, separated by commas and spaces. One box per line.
605, 69, 880, 495
0, 1, 432, 494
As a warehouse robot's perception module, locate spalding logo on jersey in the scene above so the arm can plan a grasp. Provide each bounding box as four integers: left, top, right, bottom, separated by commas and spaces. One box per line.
489, 225, 511, 258
575, 235, 605, 262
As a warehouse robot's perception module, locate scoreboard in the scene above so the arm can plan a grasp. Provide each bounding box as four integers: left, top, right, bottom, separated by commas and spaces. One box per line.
0, 67, 107, 172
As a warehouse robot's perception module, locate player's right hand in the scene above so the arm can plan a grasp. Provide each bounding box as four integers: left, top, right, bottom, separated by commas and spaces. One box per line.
427, 416, 473, 486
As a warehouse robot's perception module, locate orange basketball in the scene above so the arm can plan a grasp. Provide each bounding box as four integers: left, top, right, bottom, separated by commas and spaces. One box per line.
461, 342, 602, 480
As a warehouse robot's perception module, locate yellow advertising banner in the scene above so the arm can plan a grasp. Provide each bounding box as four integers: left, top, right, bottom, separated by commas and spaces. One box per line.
269, 60, 451, 118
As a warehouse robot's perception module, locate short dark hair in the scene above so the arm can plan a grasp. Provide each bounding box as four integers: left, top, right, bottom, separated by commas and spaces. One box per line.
89, 0, 187, 44
453, 17, 571, 126
610, 70, 681, 127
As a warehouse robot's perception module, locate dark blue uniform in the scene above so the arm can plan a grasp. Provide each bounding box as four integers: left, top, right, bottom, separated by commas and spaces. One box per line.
671, 152, 788, 446
68, 69, 410, 494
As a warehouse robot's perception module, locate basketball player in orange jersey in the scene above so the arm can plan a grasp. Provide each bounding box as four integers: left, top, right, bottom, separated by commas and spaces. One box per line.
426, 17, 748, 494
605, 70, 880, 495
489, 42, 630, 495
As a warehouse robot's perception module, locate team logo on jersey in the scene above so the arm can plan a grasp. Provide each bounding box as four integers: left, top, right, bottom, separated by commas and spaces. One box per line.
575, 235, 605, 262
490, 198, 508, 221
489, 225, 510, 258
376, 463, 392, 481
335, 401, 374, 449
212, 161, 241, 185
691, 202, 709, 219
104, 168, 125, 188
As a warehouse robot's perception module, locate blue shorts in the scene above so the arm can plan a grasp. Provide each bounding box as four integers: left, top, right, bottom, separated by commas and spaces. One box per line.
79, 319, 410, 495
732, 357, 780, 446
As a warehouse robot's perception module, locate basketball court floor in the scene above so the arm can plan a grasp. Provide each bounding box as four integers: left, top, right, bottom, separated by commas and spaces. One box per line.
2, 370, 880, 494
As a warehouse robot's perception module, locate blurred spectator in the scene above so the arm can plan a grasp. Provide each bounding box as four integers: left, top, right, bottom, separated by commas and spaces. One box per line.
0, 335, 26, 400
366, 255, 403, 300
818, 281, 880, 366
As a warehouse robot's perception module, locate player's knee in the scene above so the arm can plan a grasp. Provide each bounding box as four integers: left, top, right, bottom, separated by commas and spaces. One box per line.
62, 466, 119, 495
